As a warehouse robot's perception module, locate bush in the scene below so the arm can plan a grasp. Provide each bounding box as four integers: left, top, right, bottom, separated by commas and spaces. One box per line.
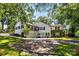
75, 30, 79, 37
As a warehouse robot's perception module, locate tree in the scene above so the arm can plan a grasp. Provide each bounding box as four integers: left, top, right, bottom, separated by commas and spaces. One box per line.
0, 3, 34, 32
37, 16, 52, 25
52, 3, 79, 36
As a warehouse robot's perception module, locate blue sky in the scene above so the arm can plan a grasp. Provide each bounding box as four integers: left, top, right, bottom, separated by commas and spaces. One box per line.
34, 11, 48, 18
30, 4, 52, 19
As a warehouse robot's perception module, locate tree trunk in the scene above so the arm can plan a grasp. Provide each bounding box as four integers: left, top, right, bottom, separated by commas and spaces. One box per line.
69, 27, 75, 37
1, 21, 4, 30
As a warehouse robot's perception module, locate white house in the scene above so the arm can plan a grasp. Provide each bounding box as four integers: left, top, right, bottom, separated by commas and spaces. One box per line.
14, 19, 65, 37
14, 21, 51, 38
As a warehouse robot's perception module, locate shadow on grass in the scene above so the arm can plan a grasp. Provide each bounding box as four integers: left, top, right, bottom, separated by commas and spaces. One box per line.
55, 44, 78, 56
0, 36, 21, 56
0, 36, 31, 56
0, 43, 20, 56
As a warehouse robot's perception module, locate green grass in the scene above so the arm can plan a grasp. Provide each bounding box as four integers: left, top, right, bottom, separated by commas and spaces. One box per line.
48, 37, 79, 40
48, 37, 79, 56
54, 44, 79, 56
0, 36, 31, 56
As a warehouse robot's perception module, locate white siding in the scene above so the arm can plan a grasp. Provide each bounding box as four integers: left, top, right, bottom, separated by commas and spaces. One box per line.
33, 22, 51, 37
33, 22, 51, 33
15, 21, 22, 35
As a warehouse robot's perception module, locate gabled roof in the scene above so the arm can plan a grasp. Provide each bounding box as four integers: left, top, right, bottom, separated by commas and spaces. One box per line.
50, 24, 63, 27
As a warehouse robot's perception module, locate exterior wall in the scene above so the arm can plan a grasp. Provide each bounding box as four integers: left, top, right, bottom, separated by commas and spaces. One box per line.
33, 22, 51, 33
15, 21, 23, 35
51, 24, 64, 37
33, 22, 51, 37
27, 31, 38, 38
51, 25, 64, 30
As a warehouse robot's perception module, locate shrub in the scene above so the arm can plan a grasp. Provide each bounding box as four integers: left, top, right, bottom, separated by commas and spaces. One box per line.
75, 30, 79, 37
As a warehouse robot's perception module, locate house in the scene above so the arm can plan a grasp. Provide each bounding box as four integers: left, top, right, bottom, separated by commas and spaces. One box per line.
51, 24, 64, 37
14, 21, 51, 38
14, 19, 65, 38
50, 19, 65, 37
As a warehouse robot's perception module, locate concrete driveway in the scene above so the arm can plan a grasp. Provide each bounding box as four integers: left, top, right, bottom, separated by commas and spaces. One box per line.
0, 33, 10, 36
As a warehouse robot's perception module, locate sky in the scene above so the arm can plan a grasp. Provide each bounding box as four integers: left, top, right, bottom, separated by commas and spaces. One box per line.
30, 3, 54, 19
34, 11, 48, 18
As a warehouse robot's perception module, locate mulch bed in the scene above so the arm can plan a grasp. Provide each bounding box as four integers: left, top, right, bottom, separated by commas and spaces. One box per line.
12, 40, 60, 56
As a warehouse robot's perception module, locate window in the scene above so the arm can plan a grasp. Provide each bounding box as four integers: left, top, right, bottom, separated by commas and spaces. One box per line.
43, 27, 45, 30
33, 26, 45, 31
52, 26, 55, 30
15, 27, 17, 30
18, 26, 20, 29
38, 33, 40, 35
34, 26, 39, 31
39, 27, 45, 30
15, 26, 21, 30
58, 27, 60, 30
55, 26, 60, 30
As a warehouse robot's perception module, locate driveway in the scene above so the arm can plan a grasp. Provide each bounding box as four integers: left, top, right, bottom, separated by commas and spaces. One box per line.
0, 33, 10, 36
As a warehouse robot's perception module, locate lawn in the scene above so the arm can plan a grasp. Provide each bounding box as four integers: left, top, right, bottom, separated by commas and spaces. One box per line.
0, 36, 79, 56
48, 37, 79, 40
0, 36, 31, 56
54, 44, 78, 56
49, 37, 79, 56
